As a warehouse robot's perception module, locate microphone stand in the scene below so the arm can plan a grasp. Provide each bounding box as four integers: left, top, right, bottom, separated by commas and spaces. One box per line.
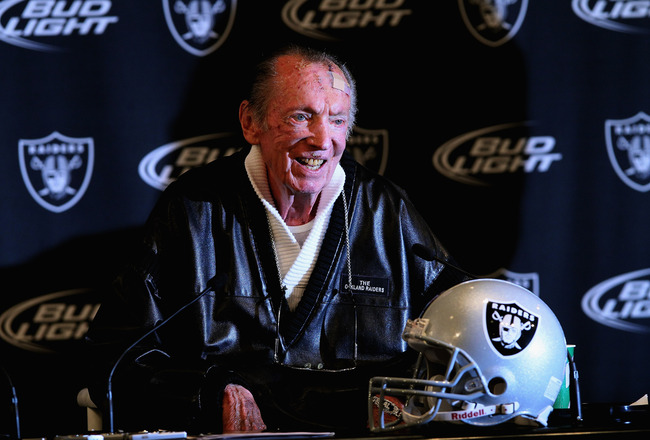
1, 364, 20, 440
106, 275, 225, 434
568, 347, 583, 424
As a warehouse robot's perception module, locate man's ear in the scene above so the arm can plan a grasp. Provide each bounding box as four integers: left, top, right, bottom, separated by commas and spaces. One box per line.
239, 101, 260, 145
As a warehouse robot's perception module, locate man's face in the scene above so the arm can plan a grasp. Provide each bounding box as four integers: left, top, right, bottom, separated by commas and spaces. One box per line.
255, 56, 351, 199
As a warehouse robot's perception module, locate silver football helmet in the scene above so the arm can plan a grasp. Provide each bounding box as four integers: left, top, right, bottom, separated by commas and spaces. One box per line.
369, 279, 567, 432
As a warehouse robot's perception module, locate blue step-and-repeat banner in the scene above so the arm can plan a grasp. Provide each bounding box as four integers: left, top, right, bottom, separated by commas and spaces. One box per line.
1, 1, 649, 436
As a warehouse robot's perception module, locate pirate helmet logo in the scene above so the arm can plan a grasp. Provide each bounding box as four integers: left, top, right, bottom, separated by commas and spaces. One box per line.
485, 300, 538, 356
163, 0, 237, 57
346, 126, 389, 176
18, 131, 94, 213
605, 111, 650, 192
459, 0, 529, 47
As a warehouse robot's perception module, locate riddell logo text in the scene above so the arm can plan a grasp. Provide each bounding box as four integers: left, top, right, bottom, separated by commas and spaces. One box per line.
433, 122, 562, 186
0, 0, 119, 51
451, 408, 485, 420
282, 0, 412, 41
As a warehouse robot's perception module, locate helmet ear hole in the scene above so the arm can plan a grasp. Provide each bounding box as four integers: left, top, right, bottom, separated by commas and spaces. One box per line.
488, 377, 507, 395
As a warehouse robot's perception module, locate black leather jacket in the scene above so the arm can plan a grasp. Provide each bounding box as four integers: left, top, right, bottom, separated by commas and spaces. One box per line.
85, 146, 463, 434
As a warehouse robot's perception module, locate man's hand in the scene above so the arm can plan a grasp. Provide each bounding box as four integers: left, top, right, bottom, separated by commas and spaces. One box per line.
222, 383, 267, 433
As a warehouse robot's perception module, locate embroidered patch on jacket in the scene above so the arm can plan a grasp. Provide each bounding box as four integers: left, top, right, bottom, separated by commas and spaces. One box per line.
341, 275, 390, 296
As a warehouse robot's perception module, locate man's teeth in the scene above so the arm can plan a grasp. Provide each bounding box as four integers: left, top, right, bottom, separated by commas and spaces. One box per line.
299, 158, 325, 169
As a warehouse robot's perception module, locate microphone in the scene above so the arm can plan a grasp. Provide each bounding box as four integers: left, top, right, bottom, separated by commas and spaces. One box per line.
412, 243, 476, 279
106, 274, 227, 434
1, 364, 20, 440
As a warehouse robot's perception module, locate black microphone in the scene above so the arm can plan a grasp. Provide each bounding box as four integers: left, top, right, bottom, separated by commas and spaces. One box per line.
1, 364, 20, 440
106, 273, 227, 434
412, 243, 476, 279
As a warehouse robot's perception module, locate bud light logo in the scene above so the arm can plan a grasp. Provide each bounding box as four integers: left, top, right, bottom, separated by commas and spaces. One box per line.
19, 131, 94, 213
582, 268, 650, 333
573, 0, 650, 34
433, 122, 562, 186
139, 132, 242, 190
0, 0, 119, 52
0, 288, 99, 353
281, 0, 413, 42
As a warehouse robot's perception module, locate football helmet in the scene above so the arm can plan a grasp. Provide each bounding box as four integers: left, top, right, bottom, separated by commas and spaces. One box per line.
369, 279, 567, 432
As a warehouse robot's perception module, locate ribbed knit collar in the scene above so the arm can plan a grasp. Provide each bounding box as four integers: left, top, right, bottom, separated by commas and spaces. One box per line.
244, 145, 345, 310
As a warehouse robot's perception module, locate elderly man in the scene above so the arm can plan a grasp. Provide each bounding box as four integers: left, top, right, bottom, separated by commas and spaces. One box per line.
84, 45, 463, 435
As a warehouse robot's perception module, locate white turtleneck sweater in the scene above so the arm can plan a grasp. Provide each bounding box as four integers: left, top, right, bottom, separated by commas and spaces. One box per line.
245, 145, 345, 310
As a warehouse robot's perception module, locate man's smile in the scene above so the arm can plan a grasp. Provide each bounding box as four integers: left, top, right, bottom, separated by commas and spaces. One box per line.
296, 157, 326, 170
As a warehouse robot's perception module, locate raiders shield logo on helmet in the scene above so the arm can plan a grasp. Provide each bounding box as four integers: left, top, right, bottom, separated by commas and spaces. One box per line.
605, 111, 650, 192
18, 131, 94, 213
163, 0, 237, 57
485, 300, 538, 357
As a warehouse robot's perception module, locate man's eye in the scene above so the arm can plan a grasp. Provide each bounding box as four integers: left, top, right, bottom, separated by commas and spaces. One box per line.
293, 114, 308, 122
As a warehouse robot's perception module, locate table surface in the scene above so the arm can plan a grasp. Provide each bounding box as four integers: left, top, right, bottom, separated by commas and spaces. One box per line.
35, 404, 650, 440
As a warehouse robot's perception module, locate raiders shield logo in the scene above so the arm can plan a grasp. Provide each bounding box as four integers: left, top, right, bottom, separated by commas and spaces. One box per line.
19, 131, 94, 213
459, 0, 528, 47
605, 111, 650, 192
485, 300, 538, 357
163, 0, 237, 57
483, 268, 540, 296
346, 126, 389, 176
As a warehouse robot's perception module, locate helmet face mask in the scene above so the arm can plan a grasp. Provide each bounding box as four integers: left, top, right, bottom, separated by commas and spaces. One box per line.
369, 279, 567, 433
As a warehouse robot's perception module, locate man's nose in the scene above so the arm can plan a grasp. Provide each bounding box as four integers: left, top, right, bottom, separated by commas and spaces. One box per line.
307, 118, 333, 149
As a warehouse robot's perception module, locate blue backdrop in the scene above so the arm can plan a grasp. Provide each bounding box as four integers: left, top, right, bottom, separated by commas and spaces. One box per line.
1, 1, 649, 436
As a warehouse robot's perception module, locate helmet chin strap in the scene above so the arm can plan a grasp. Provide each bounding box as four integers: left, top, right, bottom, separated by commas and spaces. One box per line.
402, 401, 520, 424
